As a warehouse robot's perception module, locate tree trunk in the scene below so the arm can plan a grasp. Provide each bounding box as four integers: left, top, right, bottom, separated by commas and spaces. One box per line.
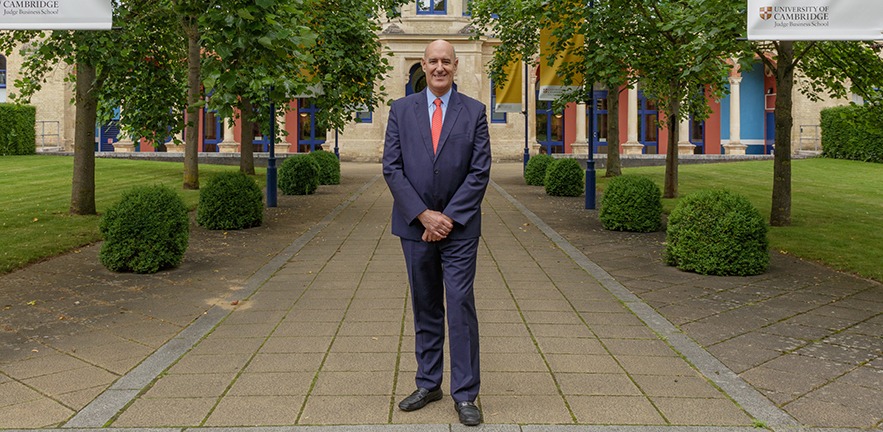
605, 85, 621, 177
182, 17, 200, 190
240, 97, 256, 175
770, 41, 794, 226
663, 81, 680, 199
70, 62, 98, 215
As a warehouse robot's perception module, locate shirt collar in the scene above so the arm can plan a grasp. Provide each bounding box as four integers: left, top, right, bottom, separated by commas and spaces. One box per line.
426, 87, 453, 108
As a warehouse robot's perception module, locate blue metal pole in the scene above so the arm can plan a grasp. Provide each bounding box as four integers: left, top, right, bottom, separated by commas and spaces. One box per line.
584, 0, 597, 210
585, 90, 596, 209
523, 61, 530, 174
266, 99, 278, 208
334, 128, 340, 159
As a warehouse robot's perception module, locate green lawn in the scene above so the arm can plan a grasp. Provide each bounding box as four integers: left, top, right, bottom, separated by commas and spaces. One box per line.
2, 156, 881, 283
596, 158, 883, 282
0, 155, 264, 274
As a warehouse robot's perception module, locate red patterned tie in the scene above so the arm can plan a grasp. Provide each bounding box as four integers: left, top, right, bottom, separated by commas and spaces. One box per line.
431, 98, 443, 154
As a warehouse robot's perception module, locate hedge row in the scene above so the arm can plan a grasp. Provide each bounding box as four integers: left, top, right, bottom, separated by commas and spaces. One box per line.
0, 104, 36, 155
821, 105, 883, 163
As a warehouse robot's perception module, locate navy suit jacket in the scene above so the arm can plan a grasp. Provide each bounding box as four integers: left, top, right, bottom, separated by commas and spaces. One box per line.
383, 89, 492, 241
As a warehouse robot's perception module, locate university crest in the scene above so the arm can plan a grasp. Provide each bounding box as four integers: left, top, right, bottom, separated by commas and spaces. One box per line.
759, 6, 773, 20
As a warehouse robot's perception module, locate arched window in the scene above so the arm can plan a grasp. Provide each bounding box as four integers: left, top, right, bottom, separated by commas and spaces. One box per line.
407, 63, 426, 96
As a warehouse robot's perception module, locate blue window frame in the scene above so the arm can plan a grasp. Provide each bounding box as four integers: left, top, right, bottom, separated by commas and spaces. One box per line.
586, 90, 608, 154
535, 93, 564, 154
298, 99, 326, 152
689, 116, 705, 154
250, 117, 270, 152
417, 0, 446, 15
490, 79, 507, 124
203, 108, 223, 152
0, 54, 6, 89
355, 110, 372, 123
637, 91, 658, 154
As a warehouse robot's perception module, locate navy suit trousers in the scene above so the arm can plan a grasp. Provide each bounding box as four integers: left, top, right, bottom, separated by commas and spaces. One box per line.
401, 237, 480, 403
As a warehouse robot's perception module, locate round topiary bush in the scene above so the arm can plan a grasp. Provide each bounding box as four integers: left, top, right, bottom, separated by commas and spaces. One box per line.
599, 175, 662, 232
278, 154, 320, 195
544, 158, 584, 197
197, 171, 264, 230
665, 189, 769, 276
524, 154, 553, 186
99, 185, 189, 274
310, 150, 341, 185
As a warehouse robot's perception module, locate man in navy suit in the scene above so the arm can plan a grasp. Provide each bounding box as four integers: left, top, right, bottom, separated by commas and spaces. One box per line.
382, 39, 491, 426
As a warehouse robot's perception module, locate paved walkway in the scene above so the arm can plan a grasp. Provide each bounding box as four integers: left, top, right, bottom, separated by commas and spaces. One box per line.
0, 163, 879, 431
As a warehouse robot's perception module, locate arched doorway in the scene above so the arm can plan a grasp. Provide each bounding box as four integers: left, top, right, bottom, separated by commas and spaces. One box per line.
407, 63, 427, 96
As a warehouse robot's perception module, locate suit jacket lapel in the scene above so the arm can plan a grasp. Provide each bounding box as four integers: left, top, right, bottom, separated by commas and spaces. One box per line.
435, 90, 462, 160
414, 91, 435, 159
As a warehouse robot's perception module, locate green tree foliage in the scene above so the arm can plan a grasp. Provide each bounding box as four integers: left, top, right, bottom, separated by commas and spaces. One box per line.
618, 0, 748, 199
471, 0, 748, 195
0, 0, 187, 214
308, 0, 396, 134
753, 40, 883, 226
200, 0, 316, 175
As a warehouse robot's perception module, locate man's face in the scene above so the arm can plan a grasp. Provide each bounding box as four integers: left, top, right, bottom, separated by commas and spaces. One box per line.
422, 41, 458, 97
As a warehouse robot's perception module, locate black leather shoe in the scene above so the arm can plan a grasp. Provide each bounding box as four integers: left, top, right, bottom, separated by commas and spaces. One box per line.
455, 401, 482, 426
399, 387, 443, 411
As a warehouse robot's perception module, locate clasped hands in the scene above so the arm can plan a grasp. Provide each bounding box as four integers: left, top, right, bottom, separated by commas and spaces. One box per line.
418, 209, 454, 243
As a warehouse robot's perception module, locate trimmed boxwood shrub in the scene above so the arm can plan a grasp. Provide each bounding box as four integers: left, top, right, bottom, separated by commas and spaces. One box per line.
278, 154, 320, 195
599, 175, 662, 232
0, 104, 37, 155
524, 154, 553, 186
665, 189, 769, 276
544, 158, 584, 197
99, 185, 189, 274
310, 150, 341, 185
197, 172, 263, 230
821, 105, 883, 163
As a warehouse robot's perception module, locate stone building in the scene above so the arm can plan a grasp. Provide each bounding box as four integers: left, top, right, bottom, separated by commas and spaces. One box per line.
2, 3, 846, 159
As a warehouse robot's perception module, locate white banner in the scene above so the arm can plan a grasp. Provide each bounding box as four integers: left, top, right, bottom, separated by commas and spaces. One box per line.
0, 0, 112, 30
747, 0, 883, 40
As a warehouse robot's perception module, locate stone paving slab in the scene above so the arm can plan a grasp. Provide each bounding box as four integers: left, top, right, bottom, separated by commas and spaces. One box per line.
2, 162, 878, 432
48, 174, 765, 430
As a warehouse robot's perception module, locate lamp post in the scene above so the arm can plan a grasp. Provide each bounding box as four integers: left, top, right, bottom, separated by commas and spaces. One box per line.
523, 61, 530, 174
584, 0, 597, 210
266, 98, 277, 208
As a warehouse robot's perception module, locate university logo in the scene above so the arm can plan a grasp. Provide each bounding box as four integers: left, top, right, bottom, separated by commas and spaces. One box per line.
759, 6, 773, 20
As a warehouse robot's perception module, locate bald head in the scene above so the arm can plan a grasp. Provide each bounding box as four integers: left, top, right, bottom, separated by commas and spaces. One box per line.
424, 39, 457, 60
421, 39, 459, 96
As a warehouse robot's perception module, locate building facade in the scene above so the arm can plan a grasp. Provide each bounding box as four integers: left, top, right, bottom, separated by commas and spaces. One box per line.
3, 3, 844, 158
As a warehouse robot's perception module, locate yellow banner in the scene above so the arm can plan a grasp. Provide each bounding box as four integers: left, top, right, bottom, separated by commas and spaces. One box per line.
538, 26, 584, 101
494, 56, 523, 113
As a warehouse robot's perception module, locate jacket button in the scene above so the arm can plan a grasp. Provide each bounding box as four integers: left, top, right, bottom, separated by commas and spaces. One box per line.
434, 170, 440, 175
